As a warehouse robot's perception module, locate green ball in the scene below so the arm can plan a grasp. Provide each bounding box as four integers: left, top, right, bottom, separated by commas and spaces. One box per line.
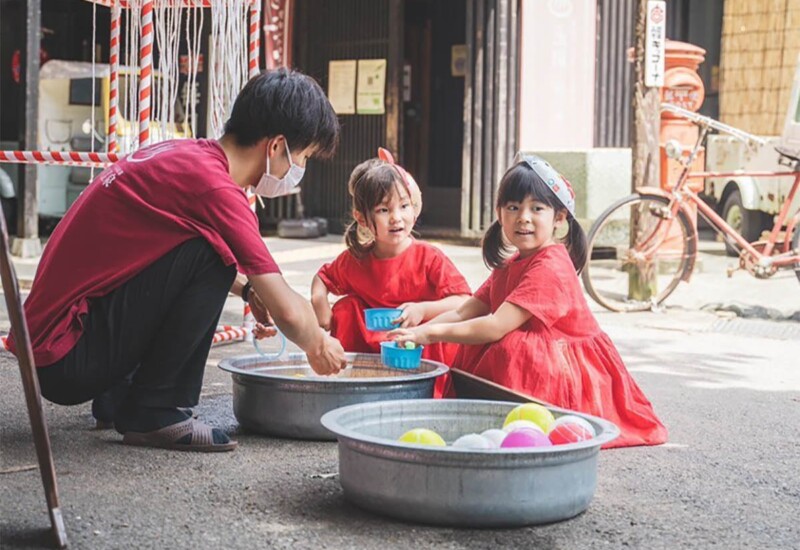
403, 341, 416, 350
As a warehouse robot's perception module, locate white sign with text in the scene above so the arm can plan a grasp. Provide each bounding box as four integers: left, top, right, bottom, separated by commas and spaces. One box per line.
645, 0, 666, 87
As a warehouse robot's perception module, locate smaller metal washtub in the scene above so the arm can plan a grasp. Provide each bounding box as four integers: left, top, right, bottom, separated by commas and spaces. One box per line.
218, 353, 448, 440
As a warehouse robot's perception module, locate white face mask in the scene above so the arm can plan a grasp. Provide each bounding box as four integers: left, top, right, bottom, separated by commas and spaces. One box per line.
254, 139, 305, 198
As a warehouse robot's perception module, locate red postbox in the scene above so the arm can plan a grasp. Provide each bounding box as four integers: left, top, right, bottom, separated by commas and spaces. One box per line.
660, 40, 707, 195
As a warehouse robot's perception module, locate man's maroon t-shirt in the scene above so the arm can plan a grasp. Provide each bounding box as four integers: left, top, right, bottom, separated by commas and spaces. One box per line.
8, 139, 279, 366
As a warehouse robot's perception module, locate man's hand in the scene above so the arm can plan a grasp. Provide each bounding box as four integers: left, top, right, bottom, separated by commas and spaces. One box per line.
252, 322, 278, 340
395, 302, 427, 328
249, 273, 339, 368
250, 290, 278, 339
306, 333, 347, 375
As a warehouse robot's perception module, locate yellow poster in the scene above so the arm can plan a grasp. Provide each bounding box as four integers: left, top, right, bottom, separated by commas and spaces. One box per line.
356, 59, 386, 115
451, 45, 467, 77
328, 60, 357, 115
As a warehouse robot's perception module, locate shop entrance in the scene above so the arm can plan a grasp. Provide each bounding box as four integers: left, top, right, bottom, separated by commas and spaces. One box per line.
293, 0, 517, 237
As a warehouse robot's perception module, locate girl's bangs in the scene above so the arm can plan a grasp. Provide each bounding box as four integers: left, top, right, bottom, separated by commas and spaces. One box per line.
497, 162, 561, 209
364, 166, 407, 209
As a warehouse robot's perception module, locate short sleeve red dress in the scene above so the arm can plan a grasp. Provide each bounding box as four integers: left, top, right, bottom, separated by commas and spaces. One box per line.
317, 240, 471, 396
454, 244, 668, 448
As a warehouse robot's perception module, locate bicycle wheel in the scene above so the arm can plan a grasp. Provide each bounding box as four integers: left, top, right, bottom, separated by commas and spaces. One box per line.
582, 193, 697, 312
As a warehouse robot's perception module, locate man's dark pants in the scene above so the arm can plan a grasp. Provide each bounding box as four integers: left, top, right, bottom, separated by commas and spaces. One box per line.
37, 238, 236, 414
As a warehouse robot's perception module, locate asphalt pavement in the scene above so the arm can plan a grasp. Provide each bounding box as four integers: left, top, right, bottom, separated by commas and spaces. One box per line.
2, 235, 799, 549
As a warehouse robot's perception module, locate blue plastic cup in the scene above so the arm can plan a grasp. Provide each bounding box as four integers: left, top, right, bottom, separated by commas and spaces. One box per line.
380, 341, 424, 370
364, 308, 403, 331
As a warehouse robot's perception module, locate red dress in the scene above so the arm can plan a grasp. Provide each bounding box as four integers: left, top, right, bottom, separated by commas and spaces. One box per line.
454, 244, 668, 448
317, 240, 471, 396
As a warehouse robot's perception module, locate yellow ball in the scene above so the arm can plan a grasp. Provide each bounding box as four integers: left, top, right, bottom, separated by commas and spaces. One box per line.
398, 428, 446, 446
503, 403, 556, 433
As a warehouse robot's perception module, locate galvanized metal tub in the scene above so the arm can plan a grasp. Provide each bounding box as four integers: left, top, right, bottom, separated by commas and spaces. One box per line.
218, 353, 448, 440
320, 399, 620, 527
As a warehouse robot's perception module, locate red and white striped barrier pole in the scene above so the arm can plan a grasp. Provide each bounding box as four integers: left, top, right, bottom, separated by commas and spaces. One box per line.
108, 2, 121, 153
85, 1, 260, 9
137, 0, 154, 148
212, 326, 248, 345
0, 150, 118, 167
248, 1, 261, 79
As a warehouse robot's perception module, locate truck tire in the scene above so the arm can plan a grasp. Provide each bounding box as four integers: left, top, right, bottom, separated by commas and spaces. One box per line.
722, 190, 765, 256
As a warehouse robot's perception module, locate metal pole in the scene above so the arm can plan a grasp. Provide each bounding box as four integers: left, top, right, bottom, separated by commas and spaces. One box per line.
18, 0, 41, 249
632, 0, 660, 191
460, 0, 475, 237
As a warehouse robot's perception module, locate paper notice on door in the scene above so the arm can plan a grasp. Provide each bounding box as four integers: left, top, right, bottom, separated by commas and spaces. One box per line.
356, 59, 386, 115
328, 60, 357, 115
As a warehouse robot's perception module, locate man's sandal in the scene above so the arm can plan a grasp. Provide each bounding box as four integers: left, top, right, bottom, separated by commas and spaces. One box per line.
96, 408, 195, 431
122, 418, 237, 452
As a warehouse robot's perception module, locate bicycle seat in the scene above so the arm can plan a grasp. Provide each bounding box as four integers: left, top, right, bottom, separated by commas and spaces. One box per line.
775, 145, 800, 163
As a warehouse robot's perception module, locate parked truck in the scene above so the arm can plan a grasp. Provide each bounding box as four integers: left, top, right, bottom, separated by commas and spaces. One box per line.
703, 56, 800, 254
31, 60, 189, 221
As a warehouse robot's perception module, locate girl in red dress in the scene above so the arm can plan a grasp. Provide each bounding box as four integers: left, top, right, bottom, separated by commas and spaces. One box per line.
311, 149, 471, 395
391, 155, 667, 448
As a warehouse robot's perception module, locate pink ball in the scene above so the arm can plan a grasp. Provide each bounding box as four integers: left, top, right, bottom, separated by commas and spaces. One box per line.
548, 422, 594, 445
500, 428, 553, 449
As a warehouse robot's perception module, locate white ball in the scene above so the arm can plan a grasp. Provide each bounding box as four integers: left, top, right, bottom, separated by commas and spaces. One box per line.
503, 420, 544, 433
480, 429, 508, 448
452, 433, 494, 450
552, 415, 596, 436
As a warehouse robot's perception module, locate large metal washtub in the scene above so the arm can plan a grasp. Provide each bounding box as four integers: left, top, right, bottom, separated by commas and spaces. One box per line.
321, 399, 620, 527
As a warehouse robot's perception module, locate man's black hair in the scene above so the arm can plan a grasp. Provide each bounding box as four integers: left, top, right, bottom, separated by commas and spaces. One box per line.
223, 67, 340, 158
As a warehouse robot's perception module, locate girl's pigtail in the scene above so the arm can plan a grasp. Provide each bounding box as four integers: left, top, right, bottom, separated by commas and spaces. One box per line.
482, 220, 511, 270
344, 219, 372, 259
564, 215, 588, 274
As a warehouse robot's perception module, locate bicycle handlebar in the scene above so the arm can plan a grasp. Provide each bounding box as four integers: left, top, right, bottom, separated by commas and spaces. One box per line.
661, 103, 769, 146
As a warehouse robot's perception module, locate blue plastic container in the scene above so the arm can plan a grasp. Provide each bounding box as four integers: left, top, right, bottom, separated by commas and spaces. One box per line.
380, 341, 424, 370
364, 308, 402, 331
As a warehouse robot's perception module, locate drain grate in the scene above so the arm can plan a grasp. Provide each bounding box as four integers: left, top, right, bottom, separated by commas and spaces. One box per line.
707, 318, 800, 340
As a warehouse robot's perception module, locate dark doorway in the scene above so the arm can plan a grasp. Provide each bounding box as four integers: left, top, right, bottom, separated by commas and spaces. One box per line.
403, 0, 466, 230
666, 0, 724, 120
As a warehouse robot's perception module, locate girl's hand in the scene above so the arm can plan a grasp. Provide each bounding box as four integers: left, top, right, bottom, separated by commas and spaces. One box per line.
312, 299, 333, 331
395, 302, 426, 328
389, 325, 433, 346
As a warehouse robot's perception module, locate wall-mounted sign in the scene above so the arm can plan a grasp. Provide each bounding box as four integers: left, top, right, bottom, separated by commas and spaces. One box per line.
328, 60, 357, 115
451, 45, 467, 77
645, 0, 666, 87
356, 59, 386, 115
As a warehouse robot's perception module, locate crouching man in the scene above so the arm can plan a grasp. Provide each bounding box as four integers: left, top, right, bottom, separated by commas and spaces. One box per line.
8, 68, 346, 452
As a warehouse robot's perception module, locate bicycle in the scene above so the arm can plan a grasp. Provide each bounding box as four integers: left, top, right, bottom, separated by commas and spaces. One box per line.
582, 103, 800, 312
